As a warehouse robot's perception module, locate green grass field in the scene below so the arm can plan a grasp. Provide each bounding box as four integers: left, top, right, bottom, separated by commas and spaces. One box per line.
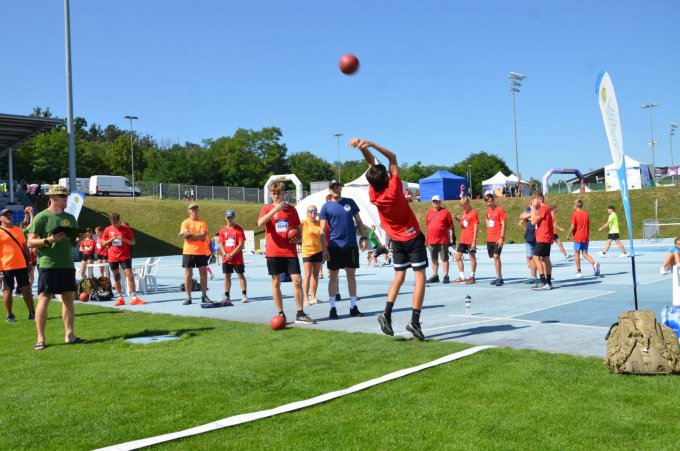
47, 185, 680, 258
3, 301, 680, 450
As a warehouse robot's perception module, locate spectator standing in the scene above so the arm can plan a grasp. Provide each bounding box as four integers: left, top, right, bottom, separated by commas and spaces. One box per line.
301, 204, 324, 305
598, 205, 629, 258
102, 213, 146, 305
179, 203, 211, 305
518, 206, 538, 284
484, 193, 506, 286
218, 209, 248, 305
530, 192, 555, 290
566, 199, 600, 278
453, 197, 479, 284
1, 208, 35, 322
94, 226, 108, 277
77, 228, 96, 280
425, 195, 455, 284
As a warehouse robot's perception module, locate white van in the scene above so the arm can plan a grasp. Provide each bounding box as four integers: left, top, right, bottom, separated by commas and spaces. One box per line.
89, 175, 141, 197
58, 177, 90, 192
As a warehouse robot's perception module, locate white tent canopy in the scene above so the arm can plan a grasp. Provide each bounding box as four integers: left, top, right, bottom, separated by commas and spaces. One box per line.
481, 171, 508, 185
505, 173, 529, 185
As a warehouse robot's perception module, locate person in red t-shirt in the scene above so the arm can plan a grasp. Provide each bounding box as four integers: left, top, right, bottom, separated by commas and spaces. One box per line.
257, 182, 316, 325
77, 228, 96, 280
530, 192, 555, 290
349, 138, 427, 341
484, 194, 507, 286
453, 197, 479, 284
94, 226, 108, 277
425, 195, 455, 284
219, 209, 248, 305
566, 199, 600, 278
102, 213, 146, 305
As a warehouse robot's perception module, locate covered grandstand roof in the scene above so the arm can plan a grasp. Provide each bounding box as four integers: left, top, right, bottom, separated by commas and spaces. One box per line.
0, 113, 63, 156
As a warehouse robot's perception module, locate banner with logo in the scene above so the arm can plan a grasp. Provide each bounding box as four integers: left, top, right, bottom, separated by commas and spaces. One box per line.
66, 190, 86, 220
595, 72, 635, 257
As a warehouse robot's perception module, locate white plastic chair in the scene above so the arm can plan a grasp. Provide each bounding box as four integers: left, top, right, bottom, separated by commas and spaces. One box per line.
143, 257, 160, 293
130, 259, 149, 295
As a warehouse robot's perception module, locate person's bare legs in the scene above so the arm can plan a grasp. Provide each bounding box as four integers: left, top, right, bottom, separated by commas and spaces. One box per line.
615, 239, 627, 254
412, 269, 425, 309
442, 259, 449, 278
291, 274, 303, 310
61, 291, 76, 342
493, 254, 502, 278
431, 259, 439, 278
112, 269, 123, 296
20, 285, 34, 314
184, 268, 193, 299
124, 267, 136, 294
35, 293, 50, 344
303, 261, 312, 304
345, 267, 357, 297
198, 266, 207, 297
3, 289, 13, 318
224, 272, 232, 296
574, 251, 582, 273
328, 269, 339, 299
271, 275, 283, 312
387, 270, 406, 303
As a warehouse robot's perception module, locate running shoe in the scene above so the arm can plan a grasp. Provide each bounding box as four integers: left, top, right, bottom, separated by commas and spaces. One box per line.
660, 267, 670, 275
442, 275, 450, 284
349, 306, 363, 317
465, 277, 476, 284
183, 298, 192, 305
598, 252, 606, 257
426, 275, 440, 283
27, 312, 35, 321
494, 278, 504, 286
406, 321, 425, 340
619, 253, 629, 258
489, 279, 499, 286
532, 283, 553, 291
241, 295, 248, 303
329, 307, 339, 319
201, 295, 214, 304
295, 313, 317, 325
575, 272, 583, 278
114, 297, 125, 306
453, 277, 466, 284
6, 314, 16, 323
377, 313, 394, 336
594, 263, 601, 277
130, 296, 147, 305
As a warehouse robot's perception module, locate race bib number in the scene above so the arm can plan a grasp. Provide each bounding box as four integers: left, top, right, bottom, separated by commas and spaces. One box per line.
225, 238, 235, 247
275, 220, 288, 233
463, 220, 468, 228
488, 219, 495, 228
112, 238, 122, 247
96, 242, 102, 250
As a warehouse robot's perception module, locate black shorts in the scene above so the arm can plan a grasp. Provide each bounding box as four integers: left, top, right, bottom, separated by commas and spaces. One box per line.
37, 268, 76, 295
487, 242, 503, 257
553, 234, 560, 241
428, 244, 450, 262
456, 243, 477, 255
608, 233, 620, 240
302, 251, 323, 263
327, 247, 360, 270
222, 263, 245, 274
96, 254, 108, 260
373, 246, 388, 257
81, 253, 95, 261
182, 254, 209, 268
392, 233, 428, 272
109, 259, 133, 271
2, 268, 30, 291
534, 242, 552, 257
267, 257, 301, 276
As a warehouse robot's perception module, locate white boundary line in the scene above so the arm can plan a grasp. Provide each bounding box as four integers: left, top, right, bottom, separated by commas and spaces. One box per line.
95, 345, 493, 451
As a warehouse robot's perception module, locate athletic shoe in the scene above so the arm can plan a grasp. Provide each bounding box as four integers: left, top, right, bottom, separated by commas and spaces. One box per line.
6, 314, 16, 323
598, 252, 606, 257
27, 312, 35, 321
426, 275, 440, 283
495, 278, 504, 286
377, 313, 394, 336
329, 307, 338, 319
220, 295, 230, 304
532, 283, 553, 291
241, 295, 248, 303
220, 299, 234, 307
619, 253, 629, 258
114, 297, 125, 306
465, 277, 476, 284
442, 275, 450, 284
533, 281, 545, 289
406, 321, 425, 340
575, 272, 583, 278
349, 306, 363, 317
183, 298, 192, 305
295, 313, 317, 325
489, 279, 499, 286
335, 293, 341, 302
594, 263, 601, 277
523, 278, 537, 284
660, 267, 670, 275
453, 277, 466, 284
565, 254, 574, 261
201, 295, 214, 304
130, 296, 147, 305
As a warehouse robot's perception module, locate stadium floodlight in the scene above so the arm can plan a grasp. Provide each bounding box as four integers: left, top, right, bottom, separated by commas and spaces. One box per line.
333, 133, 343, 182
124, 115, 138, 200
641, 103, 660, 177
508, 72, 526, 194
671, 123, 678, 183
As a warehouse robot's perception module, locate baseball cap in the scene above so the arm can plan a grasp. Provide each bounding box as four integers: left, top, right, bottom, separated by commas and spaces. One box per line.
188, 202, 199, 210
47, 184, 69, 196
431, 195, 441, 202
225, 209, 236, 218
0, 208, 13, 216
328, 180, 342, 188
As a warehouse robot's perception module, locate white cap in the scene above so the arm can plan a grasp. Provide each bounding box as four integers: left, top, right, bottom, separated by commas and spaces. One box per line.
431, 195, 441, 201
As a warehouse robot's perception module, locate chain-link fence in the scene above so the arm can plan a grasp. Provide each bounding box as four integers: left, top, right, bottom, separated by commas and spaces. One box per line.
135, 182, 308, 204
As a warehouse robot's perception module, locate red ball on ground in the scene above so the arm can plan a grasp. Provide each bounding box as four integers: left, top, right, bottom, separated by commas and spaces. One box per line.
79, 292, 89, 302
287, 228, 299, 240
270, 315, 286, 331
339, 53, 360, 75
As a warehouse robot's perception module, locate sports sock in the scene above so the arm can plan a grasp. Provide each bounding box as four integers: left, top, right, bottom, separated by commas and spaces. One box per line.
459, 272, 465, 279
470, 272, 475, 278
296, 310, 303, 316
329, 297, 336, 309
539, 274, 546, 284
547, 275, 552, 285
411, 309, 421, 324
242, 290, 246, 295
384, 301, 394, 317
350, 296, 357, 308
224, 292, 230, 297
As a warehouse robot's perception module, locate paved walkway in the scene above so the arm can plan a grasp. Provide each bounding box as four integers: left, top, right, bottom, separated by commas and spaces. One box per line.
91, 238, 677, 358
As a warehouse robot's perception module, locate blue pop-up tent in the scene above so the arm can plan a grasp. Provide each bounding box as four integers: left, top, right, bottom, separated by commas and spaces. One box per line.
419, 170, 467, 202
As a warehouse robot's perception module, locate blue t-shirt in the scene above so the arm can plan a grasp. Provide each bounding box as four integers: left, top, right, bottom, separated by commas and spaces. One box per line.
524, 207, 536, 242
320, 198, 360, 248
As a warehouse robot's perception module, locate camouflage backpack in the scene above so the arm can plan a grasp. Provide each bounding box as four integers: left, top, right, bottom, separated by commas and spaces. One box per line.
605, 310, 680, 375
77, 277, 101, 300
92, 276, 114, 301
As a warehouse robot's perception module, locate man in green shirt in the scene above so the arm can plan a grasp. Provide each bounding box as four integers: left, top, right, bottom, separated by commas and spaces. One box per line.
598, 205, 629, 258
28, 185, 86, 350
367, 224, 391, 267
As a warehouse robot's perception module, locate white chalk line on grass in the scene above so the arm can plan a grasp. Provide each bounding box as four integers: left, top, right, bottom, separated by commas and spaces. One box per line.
395, 291, 616, 336
94, 345, 493, 451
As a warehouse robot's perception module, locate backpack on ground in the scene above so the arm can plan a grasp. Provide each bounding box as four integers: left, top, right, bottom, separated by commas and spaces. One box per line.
92, 276, 114, 301
604, 310, 680, 375
180, 279, 202, 292
77, 277, 101, 301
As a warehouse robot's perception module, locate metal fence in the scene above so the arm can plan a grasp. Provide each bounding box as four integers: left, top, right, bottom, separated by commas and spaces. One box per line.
135, 182, 308, 204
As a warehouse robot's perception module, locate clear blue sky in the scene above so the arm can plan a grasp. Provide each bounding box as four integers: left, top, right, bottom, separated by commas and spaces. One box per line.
2, 1, 679, 181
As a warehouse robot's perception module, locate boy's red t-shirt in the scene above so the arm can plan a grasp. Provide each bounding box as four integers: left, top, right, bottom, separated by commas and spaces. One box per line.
258, 204, 300, 257
368, 174, 420, 241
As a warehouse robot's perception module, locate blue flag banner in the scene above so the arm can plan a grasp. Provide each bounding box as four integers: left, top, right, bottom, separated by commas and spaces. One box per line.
595, 72, 635, 257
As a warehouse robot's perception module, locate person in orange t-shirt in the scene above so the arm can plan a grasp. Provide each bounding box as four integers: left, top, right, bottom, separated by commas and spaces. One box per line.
77, 228, 96, 280
484, 193, 507, 286
180, 203, 211, 305
454, 197, 480, 284
530, 192, 555, 290
566, 199, 600, 278
0, 208, 35, 322
94, 226, 108, 277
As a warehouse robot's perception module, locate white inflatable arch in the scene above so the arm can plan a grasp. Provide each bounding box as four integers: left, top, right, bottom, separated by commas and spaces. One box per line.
263, 174, 303, 204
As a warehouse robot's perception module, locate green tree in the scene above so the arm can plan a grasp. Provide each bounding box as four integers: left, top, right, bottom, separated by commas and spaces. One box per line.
400, 161, 451, 183
338, 160, 367, 184
289, 152, 335, 189
452, 151, 511, 199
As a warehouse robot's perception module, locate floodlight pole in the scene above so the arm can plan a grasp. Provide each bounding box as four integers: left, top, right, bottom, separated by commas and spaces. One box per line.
124, 115, 138, 200
641, 103, 659, 182
670, 123, 677, 184
64, 0, 76, 190
509, 72, 526, 197
333, 133, 343, 182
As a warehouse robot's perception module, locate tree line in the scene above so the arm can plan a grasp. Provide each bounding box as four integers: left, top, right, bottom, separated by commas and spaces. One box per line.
2, 107, 511, 196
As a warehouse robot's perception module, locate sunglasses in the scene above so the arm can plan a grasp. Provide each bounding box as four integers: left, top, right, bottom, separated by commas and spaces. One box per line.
307, 209, 317, 213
